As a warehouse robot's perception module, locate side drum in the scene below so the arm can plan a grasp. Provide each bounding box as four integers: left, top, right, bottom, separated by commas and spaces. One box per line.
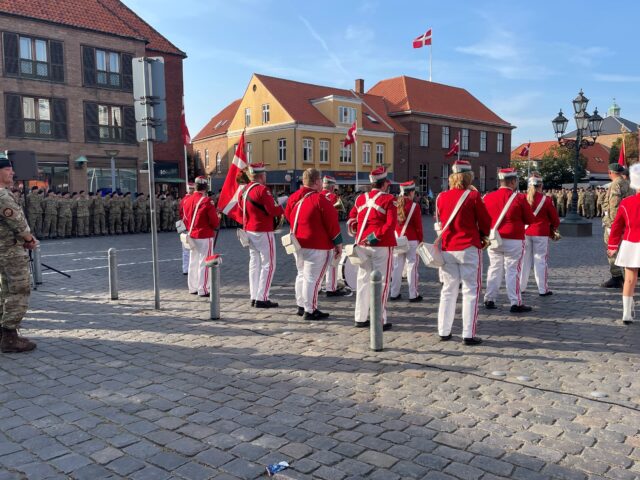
338, 252, 358, 289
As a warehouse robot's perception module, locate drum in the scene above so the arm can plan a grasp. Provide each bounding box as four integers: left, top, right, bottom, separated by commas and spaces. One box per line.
338, 252, 358, 289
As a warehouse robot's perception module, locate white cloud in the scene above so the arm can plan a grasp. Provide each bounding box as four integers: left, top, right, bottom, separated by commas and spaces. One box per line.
345, 25, 374, 43
593, 74, 640, 83
299, 16, 351, 78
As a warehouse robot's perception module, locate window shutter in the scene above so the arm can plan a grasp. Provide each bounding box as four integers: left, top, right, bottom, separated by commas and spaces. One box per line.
84, 102, 99, 142
52, 99, 68, 140
50, 41, 65, 83
82, 46, 96, 86
121, 54, 133, 91
3, 33, 19, 75
5, 94, 23, 137
123, 106, 137, 144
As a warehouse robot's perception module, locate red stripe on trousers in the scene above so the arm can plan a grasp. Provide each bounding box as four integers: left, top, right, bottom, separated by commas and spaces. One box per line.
472, 248, 482, 338
515, 240, 525, 305
312, 251, 332, 310
381, 247, 393, 322
543, 237, 549, 292
263, 233, 274, 301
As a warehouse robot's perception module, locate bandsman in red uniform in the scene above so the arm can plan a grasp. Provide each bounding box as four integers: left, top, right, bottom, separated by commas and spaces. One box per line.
483, 168, 536, 312
520, 174, 560, 296
389, 180, 423, 302
320, 175, 348, 296
239, 163, 285, 308
285, 169, 343, 320
436, 161, 491, 345
179, 182, 195, 275
347, 166, 397, 330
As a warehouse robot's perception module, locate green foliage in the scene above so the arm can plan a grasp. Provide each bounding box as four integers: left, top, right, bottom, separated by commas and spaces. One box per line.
609, 132, 639, 165
538, 144, 587, 189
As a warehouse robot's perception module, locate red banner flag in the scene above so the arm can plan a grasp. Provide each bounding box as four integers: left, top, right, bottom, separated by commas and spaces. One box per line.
519, 142, 531, 157
344, 122, 357, 146
413, 29, 432, 48
618, 137, 626, 167
445, 137, 459, 158
181, 98, 191, 146
217, 131, 247, 223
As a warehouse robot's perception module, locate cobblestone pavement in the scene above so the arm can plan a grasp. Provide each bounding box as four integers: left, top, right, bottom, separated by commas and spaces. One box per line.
1, 218, 639, 480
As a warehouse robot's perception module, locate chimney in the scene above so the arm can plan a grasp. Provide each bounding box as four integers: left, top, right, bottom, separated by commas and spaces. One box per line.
355, 78, 364, 94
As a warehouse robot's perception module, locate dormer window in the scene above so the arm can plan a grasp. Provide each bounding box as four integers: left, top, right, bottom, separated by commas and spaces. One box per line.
366, 114, 378, 123
338, 106, 356, 124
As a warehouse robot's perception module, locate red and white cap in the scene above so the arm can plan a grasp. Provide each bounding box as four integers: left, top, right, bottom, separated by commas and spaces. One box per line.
187, 182, 195, 189
399, 180, 416, 194
248, 163, 266, 174
323, 175, 336, 185
452, 160, 472, 173
369, 166, 388, 183
195, 176, 208, 185
527, 174, 543, 186
498, 168, 518, 180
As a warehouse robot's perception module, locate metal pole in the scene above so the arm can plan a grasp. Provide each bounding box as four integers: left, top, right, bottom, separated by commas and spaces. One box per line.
110, 155, 116, 192
370, 269, 383, 351
209, 262, 220, 320
108, 248, 118, 300
572, 131, 581, 217
183, 144, 189, 191
32, 245, 43, 285
355, 125, 359, 192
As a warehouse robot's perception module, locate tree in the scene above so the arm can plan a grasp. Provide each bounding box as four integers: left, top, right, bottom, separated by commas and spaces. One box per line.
609, 132, 639, 165
538, 144, 587, 189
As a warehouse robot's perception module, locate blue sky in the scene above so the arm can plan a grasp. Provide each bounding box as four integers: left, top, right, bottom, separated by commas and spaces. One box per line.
125, 0, 640, 148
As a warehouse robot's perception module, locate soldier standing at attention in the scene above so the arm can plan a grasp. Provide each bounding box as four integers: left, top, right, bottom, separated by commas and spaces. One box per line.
88, 192, 95, 234
27, 186, 43, 237
93, 192, 106, 235
134, 193, 146, 233
602, 163, 631, 288
42, 191, 59, 239
161, 194, 172, 232
584, 187, 596, 219
57, 192, 72, 238
75, 190, 90, 237
122, 192, 134, 234
0, 154, 38, 353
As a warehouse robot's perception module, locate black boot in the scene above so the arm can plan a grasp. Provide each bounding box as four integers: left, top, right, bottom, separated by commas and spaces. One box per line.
601, 277, 623, 288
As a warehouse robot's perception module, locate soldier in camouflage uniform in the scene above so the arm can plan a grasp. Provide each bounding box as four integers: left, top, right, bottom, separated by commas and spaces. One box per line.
26, 186, 43, 237
597, 187, 606, 217
108, 192, 123, 234
57, 192, 72, 238
161, 194, 173, 231
92, 192, 106, 235
584, 187, 596, 219
577, 188, 585, 216
70, 192, 78, 236
602, 163, 631, 288
41, 191, 59, 239
0, 155, 37, 353
156, 194, 164, 231
134, 193, 146, 233
122, 192, 134, 234
75, 190, 90, 237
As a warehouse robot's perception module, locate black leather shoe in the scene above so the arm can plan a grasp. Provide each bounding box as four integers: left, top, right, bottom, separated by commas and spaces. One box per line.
439, 334, 452, 341
539, 291, 553, 297
382, 323, 393, 331
354, 321, 370, 328
389, 294, 402, 301
296, 307, 304, 316
463, 337, 483, 346
409, 295, 423, 303
199, 293, 210, 298
601, 277, 623, 288
326, 289, 349, 297
304, 310, 330, 320
623, 319, 634, 325
484, 301, 497, 309
251, 300, 256, 307
510, 304, 532, 313
255, 300, 279, 309
190, 291, 198, 295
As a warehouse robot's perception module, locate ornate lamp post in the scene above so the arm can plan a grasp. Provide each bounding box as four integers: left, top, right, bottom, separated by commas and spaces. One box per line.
551, 90, 604, 237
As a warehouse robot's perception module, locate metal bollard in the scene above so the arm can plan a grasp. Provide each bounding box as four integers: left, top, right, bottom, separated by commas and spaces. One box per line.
32, 245, 43, 285
108, 248, 118, 300
370, 269, 383, 351
205, 256, 222, 320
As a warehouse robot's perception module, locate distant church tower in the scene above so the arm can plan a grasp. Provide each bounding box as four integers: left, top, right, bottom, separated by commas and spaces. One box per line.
607, 99, 621, 118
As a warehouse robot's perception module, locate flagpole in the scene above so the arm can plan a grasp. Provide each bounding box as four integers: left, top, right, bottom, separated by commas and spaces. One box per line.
183, 145, 189, 187
457, 131, 461, 161
429, 29, 432, 82
526, 140, 531, 178
355, 122, 359, 192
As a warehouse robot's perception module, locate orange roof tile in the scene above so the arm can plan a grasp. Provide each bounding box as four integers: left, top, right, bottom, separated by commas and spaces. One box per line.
511, 141, 611, 174
367, 76, 511, 127
0, 0, 185, 56
193, 99, 242, 142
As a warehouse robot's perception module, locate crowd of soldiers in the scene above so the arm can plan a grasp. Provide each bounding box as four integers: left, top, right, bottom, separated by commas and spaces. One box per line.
547, 187, 607, 218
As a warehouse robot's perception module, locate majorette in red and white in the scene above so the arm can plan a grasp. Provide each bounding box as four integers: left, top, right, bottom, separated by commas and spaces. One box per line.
179, 183, 195, 274
520, 174, 560, 296
320, 175, 347, 295
238, 163, 285, 308
347, 166, 398, 329
436, 167, 492, 343
483, 168, 536, 311
182, 176, 220, 297
390, 181, 424, 302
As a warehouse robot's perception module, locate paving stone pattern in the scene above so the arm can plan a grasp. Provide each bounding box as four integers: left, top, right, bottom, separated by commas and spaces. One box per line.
1, 218, 639, 479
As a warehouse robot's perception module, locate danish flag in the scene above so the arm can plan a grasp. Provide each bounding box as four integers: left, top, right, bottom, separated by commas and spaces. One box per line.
344, 122, 357, 147
217, 131, 248, 223
445, 136, 460, 157
413, 29, 432, 48
519, 142, 531, 157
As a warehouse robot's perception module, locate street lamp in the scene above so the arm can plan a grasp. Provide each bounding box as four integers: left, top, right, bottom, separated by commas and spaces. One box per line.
104, 149, 119, 193
551, 90, 603, 237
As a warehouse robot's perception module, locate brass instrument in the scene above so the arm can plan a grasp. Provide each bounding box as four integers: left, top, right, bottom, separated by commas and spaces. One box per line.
334, 196, 346, 212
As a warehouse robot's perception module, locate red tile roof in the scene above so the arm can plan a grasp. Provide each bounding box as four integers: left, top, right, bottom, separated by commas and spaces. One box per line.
0, 0, 185, 56
511, 141, 611, 174
193, 99, 242, 142
367, 76, 511, 127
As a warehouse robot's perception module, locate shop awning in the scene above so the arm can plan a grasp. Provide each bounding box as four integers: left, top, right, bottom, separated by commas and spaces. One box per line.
155, 177, 185, 184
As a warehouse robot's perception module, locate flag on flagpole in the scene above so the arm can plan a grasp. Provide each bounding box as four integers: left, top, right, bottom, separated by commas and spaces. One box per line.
344, 121, 357, 146
217, 131, 248, 223
618, 136, 626, 167
445, 136, 459, 158
519, 142, 531, 157
181, 98, 191, 146
413, 29, 432, 48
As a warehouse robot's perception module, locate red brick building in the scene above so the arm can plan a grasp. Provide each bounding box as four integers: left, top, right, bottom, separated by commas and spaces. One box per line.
0, 0, 186, 193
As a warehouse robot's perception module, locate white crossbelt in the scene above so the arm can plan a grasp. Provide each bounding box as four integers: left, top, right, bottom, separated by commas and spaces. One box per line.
356, 192, 386, 214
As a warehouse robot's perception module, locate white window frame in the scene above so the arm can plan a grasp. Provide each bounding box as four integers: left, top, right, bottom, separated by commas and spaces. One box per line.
479, 165, 486, 192
204, 149, 209, 168
419, 123, 429, 147
338, 106, 356, 124
480, 131, 487, 152
461, 128, 469, 151
216, 152, 222, 174
362, 142, 371, 165
441, 163, 450, 191
497, 133, 504, 153
262, 104, 270, 124
319, 139, 330, 163
303, 138, 313, 163
245, 107, 251, 127
442, 126, 450, 148
246, 142, 253, 163
278, 138, 286, 163
375, 143, 384, 165
340, 142, 352, 164
419, 164, 428, 194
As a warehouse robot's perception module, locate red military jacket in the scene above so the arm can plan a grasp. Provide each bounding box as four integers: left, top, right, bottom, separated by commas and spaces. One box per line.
437, 189, 491, 251
525, 192, 560, 237
178, 193, 191, 220
483, 187, 536, 240
321, 189, 338, 208
348, 189, 397, 247
182, 191, 219, 239
239, 182, 284, 232
395, 199, 424, 242
285, 186, 342, 250
608, 194, 640, 248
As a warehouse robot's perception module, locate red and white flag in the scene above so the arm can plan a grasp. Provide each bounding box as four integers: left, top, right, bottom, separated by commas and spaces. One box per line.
217, 131, 248, 223
413, 29, 432, 49
445, 136, 460, 158
344, 121, 357, 147
519, 142, 531, 157
181, 98, 191, 146
618, 137, 626, 167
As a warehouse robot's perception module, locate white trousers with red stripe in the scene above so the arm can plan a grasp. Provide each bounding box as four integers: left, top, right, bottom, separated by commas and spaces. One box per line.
182, 245, 190, 274
485, 238, 525, 306
438, 247, 482, 339
355, 246, 393, 324
390, 240, 420, 299
247, 231, 276, 301
324, 264, 339, 292
188, 237, 214, 295
295, 249, 332, 313
520, 235, 550, 294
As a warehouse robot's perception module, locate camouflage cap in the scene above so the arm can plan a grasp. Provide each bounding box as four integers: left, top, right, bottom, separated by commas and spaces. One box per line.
608, 163, 625, 173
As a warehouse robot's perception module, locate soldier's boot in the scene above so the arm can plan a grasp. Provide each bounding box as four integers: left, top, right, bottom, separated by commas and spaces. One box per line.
0, 328, 37, 353
601, 276, 624, 288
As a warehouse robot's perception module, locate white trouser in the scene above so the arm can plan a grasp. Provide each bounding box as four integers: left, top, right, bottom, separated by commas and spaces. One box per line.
520, 235, 550, 294
485, 238, 525, 306
355, 246, 393, 324
247, 231, 276, 301
295, 249, 332, 313
438, 247, 482, 339
182, 245, 190, 274
188, 237, 214, 295
390, 240, 420, 299
324, 263, 339, 292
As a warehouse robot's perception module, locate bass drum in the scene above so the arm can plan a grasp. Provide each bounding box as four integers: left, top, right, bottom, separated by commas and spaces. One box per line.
338, 253, 358, 290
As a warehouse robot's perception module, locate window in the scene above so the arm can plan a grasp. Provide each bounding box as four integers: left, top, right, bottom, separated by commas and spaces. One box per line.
95, 49, 121, 87
442, 126, 450, 148
479, 165, 486, 192
362, 143, 371, 165
420, 123, 429, 147
366, 114, 378, 123
419, 164, 429, 194
98, 105, 123, 141
204, 149, 210, 168
6, 94, 67, 140
84, 102, 135, 144
3, 33, 64, 82
278, 138, 287, 163
262, 104, 270, 124
441, 164, 450, 191
82, 46, 132, 90
245, 108, 251, 127
246, 142, 253, 163
338, 106, 356, 124
319, 140, 330, 163
375, 143, 384, 165
216, 153, 222, 173
22, 97, 51, 136
497, 133, 504, 153
480, 131, 487, 152
19, 36, 48, 77
461, 128, 469, 151
303, 138, 313, 163
340, 142, 352, 163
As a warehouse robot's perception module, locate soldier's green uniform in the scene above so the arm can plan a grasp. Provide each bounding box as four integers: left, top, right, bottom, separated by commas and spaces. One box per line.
57, 194, 72, 237
577, 189, 585, 216
161, 195, 172, 231
566, 190, 573, 214
42, 192, 58, 239
602, 164, 631, 286
584, 189, 596, 219
70, 193, 78, 236
134, 194, 146, 233
93, 194, 106, 235
75, 192, 90, 237
156, 195, 164, 231
597, 189, 606, 217
109, 194, 123, 234
122, 193, 134, 234
27, 188, 43, 237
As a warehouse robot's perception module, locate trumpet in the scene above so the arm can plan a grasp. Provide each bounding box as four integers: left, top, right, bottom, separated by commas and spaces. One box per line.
334, 196, 346, 212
